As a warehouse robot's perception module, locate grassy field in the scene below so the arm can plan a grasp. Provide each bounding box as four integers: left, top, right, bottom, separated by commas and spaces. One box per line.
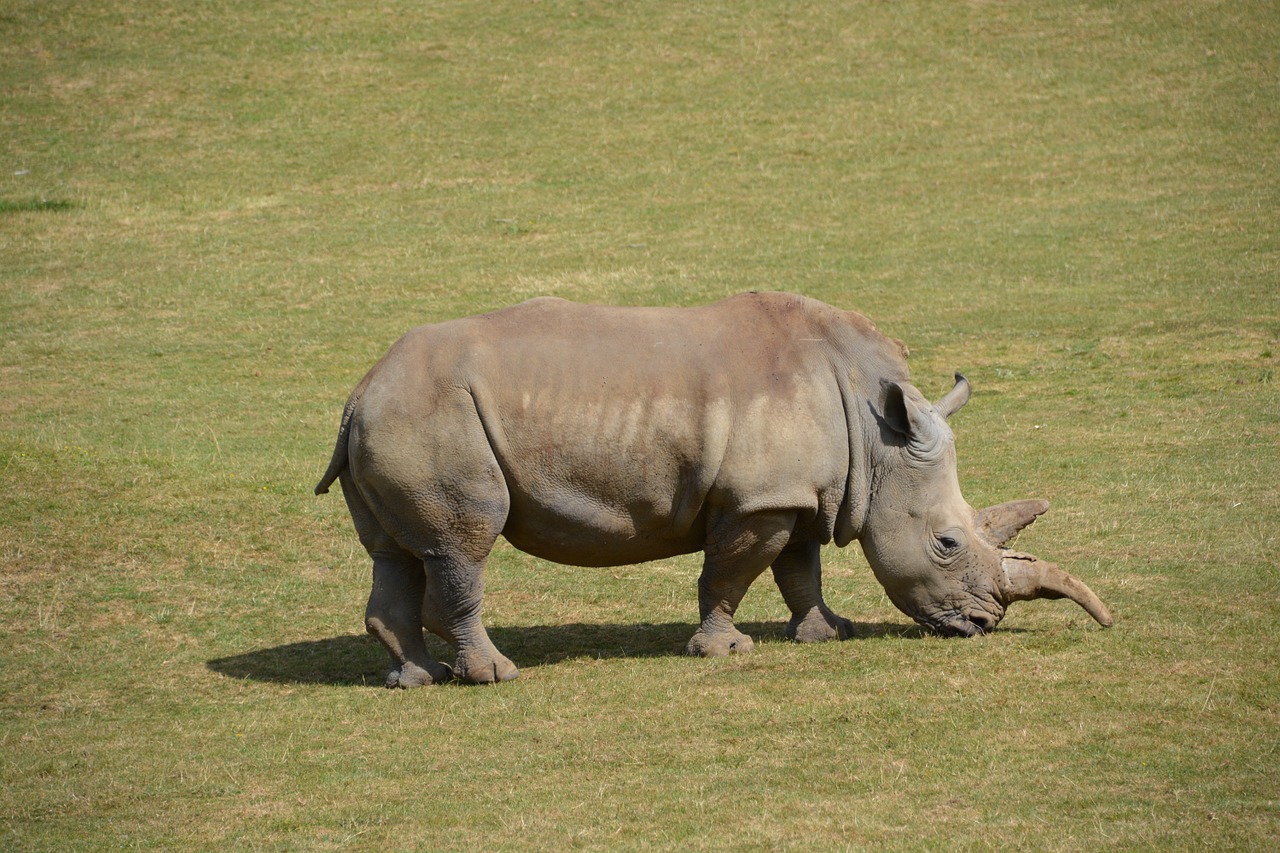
2, 0, 1277, 848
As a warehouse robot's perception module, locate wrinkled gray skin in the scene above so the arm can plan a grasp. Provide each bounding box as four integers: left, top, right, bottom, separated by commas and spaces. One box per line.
317, 292, 1112, 686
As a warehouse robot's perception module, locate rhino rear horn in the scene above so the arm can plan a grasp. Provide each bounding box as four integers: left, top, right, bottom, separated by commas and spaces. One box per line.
1001, 554, 1114, 628
976, 499, 1050, 548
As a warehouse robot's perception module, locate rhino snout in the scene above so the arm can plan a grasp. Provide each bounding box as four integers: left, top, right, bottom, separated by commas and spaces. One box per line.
912, 600, 1005, 637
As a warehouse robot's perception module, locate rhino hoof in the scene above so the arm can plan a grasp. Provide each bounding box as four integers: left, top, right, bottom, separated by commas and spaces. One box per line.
454, 650, 519, 684
686, 629, 756, 657
385, 660, 453, 689
786, 608, 856, 643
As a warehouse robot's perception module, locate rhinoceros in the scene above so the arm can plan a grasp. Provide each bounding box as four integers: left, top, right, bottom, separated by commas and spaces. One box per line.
316, 291, 1111, 686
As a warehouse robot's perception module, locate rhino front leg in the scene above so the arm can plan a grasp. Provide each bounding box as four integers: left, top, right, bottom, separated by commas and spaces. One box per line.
771, 540, 854, 643
366, 552, 454, 688
687, 512, 796, 657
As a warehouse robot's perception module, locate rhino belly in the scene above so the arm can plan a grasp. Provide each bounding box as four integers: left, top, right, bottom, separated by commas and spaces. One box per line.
501, 499, 706, 567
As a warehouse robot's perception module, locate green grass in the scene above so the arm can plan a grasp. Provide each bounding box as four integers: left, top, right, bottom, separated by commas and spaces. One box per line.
2, 0, 1277, 848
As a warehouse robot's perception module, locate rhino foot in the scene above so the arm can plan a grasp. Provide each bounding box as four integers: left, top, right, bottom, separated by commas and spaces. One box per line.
454, 649, 519, 684
686, 627, 756, 657
785, 605, 855, 643
385, 660, 453, 689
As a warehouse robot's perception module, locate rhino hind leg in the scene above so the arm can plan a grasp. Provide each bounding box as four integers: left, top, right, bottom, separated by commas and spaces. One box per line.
383, 491, 516, 683
687, 511, 797, 657
367, 552, 454, 688
771, 541, 855, 643
342, 429, 516, 684
421, 550, 518, 684
338, 472, 451, 687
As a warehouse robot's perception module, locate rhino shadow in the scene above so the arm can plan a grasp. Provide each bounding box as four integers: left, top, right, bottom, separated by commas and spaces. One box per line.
206, 619, 925, 687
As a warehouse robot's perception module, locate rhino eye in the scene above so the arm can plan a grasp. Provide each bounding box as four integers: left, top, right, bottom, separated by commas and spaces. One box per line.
936, 535, 960, 551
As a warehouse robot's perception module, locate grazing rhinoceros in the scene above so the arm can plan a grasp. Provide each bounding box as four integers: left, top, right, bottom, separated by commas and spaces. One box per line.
316, 292, 1112, 686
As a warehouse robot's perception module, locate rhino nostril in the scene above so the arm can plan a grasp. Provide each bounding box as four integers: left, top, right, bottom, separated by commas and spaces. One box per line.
967, 613, 994, 633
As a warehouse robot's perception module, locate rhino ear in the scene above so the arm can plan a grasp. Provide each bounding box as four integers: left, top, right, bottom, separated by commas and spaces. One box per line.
976, 499, 1050, 548
881, 380, 940, 447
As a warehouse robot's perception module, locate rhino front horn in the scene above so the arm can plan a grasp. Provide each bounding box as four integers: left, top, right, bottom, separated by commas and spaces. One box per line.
1001, 554, 1114, 628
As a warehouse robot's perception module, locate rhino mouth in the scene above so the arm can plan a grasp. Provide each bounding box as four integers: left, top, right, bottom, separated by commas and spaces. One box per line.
915, 609, 1001, 637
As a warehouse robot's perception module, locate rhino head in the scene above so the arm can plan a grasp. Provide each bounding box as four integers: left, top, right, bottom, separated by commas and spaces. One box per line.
860, 374, 1113, 636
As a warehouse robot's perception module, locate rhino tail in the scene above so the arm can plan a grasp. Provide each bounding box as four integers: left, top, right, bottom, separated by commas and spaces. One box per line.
314, 394, 360, 495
